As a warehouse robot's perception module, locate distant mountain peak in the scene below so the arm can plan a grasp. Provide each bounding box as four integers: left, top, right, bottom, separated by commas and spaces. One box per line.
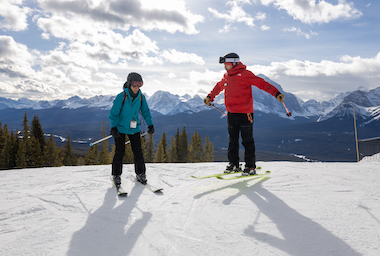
0, 85, 379, 123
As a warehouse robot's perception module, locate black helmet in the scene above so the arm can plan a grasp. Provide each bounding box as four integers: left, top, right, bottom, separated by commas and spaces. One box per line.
219, 53, 240, 64
124, 72, 143, 88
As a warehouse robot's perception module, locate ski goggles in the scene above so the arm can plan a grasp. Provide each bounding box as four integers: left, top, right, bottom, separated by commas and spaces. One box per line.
131, 81, 143, 87
219, 56, 239, 64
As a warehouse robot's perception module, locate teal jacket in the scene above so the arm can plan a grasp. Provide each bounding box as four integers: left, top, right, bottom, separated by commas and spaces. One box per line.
109, 88, 153, 135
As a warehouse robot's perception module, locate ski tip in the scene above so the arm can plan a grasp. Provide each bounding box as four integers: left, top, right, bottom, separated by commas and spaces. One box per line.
89, 142, 93, 147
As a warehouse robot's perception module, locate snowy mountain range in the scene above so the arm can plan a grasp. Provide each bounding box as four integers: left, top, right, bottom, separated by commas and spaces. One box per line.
1, 76, 379, 161
1, 75, 379, 123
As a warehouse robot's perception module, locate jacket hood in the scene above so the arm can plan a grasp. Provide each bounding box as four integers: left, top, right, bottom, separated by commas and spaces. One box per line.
227, 62, 246, 76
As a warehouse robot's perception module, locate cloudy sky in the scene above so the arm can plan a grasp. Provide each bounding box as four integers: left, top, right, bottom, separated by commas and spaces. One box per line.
0, 0, 379, 102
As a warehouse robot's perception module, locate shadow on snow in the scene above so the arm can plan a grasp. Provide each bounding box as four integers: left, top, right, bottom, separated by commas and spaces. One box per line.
222, 177, 360, 256
67, 183, 151, 256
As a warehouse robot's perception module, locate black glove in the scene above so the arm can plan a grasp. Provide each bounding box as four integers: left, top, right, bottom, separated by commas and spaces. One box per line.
110, 127, 120, 138
148, 125, 154, 134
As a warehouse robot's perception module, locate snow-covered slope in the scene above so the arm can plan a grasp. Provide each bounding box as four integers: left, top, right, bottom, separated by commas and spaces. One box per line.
1, 161, 379, 256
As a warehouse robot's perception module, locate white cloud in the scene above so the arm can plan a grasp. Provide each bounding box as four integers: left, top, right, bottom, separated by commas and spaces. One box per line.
181, 69, 225, 96
160, 49, 205, 65
0, 36, 34, 78
261, 0, 362, 24
255, 12, 266, 20
209, 0, 255, 29
249, 52, 380, 78
219, 24, 233, 33
167, 72, 177, 79
247, 52, 380, 100
37, 0, 204, 34
0, 0, 31, 31
245, 52, 380, 101
283, 27, 318, 39
37, 13, 161, 66
261, 25, 270, 30
0, 1, 207, 100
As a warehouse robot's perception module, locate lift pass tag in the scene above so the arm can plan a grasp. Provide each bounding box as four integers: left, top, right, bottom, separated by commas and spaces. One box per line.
130, 120, 137, 128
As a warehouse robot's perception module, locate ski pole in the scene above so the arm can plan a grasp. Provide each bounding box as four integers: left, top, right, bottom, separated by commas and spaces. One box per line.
90, 135, 112, 146
125, 132, 148, 145
91, 131, 149, 146
282, 102, 292, 117
210, 103, 227, 116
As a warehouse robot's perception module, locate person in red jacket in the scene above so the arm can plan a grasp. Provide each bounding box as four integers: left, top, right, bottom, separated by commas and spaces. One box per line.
204, 53, 284, 176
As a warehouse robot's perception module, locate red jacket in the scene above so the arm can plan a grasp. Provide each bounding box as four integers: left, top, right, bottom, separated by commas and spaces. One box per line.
208, 63, 280, 113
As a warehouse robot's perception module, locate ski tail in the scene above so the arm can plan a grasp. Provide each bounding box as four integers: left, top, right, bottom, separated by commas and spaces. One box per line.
191, 167, 262, 179
127, 175, 163, 193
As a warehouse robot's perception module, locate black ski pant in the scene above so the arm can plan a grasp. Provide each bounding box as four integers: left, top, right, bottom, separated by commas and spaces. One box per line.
227, 112, 256, 169
112, 132, 146, 176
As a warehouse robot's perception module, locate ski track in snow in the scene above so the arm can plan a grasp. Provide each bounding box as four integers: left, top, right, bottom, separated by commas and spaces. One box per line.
0, 161, 379, 256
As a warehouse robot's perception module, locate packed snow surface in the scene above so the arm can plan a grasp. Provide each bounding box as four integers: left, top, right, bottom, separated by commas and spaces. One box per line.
1, 161, 379, 256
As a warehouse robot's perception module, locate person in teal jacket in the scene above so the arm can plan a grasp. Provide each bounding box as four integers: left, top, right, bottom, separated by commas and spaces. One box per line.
109, 72, 154, 185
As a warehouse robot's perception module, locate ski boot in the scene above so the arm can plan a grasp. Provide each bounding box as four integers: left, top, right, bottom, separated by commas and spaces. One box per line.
242, 166, 256, 176
113, 175, 121, 186
224, 163, 241, 173
136, 173, 147, 185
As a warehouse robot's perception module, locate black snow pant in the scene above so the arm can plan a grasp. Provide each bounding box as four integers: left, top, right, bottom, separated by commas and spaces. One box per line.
227, 112, 256, 169
112, 132, 146, 176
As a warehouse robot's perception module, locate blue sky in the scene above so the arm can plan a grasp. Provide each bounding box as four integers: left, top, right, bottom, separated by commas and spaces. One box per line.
0, 0, 379, 102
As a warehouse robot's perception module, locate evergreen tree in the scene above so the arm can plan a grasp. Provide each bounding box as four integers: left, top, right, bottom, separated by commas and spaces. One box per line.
84, 144, 99, 165
174, 128, 180, 162
169, 135, 177, 163
177, 127, 188, 163
0, 124, 10, 169
188, 131, 203, 163
1, 137, 11, 169
0, 125, 18, 169
155, 142, 165, 163
21, 112, 30, 140
29, 136, 43, 167
155, 133, 168, 163
99, 122, 111, 164
77, 157, 85, 166
202, 135, 214, 162
145, 133, 155, 163
21, 112, 32, 166
9, 130, 18, 169
0, 123, 5, 154
30, 115, 46, 155
44, 134, 62, 167
62, 135, 77, 166
16, 139, 27, 168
